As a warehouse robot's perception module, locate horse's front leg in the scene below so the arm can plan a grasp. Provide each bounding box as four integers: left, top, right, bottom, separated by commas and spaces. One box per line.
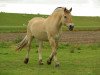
38, 41, 44, 65
53, 41, 60, 67
47, 37, 59, 67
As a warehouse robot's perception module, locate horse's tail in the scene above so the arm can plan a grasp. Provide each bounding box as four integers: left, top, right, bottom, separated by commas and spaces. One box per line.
16, 35, 28, 51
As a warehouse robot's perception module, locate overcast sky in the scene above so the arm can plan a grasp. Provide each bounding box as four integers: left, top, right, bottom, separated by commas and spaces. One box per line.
0, 0, 100, 16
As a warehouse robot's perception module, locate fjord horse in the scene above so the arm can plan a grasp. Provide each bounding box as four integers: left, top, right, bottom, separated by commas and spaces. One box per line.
16, 7, 74, 67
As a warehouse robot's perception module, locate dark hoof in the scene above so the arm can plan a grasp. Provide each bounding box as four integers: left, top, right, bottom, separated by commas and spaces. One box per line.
39, 60, 44, 65
24, 58, 29, 64
55, 63, 60, 67
47, 60, 51, 65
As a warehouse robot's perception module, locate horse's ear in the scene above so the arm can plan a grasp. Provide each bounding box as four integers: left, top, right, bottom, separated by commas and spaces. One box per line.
69, 7, 72, 12
64, 8, 67, 12
64, 7, 72, 13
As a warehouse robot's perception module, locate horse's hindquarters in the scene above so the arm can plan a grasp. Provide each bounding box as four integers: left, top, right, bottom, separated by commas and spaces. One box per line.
28, 18, 48, 41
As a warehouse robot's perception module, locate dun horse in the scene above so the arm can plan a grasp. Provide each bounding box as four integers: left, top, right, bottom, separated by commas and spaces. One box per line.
16, 7, 74, 67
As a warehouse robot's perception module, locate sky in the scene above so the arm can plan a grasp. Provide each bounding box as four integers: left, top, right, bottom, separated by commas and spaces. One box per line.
0, 0, 100, 16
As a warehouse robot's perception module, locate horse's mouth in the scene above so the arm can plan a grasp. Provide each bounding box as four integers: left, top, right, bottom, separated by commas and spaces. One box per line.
68, 25, 74, 31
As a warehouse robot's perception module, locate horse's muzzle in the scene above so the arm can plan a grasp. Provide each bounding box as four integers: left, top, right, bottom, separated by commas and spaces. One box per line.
68, 25, 74, 31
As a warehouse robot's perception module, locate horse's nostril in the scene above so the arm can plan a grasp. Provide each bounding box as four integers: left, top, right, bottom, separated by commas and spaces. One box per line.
68, 25, 74, 31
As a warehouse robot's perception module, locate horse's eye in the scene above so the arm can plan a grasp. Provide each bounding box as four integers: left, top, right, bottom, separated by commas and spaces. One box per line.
64, 16, 67, 18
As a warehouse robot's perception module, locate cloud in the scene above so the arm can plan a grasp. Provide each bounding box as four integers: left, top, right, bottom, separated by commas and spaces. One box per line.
92, 0, 100, 7
0, 3, 6, 7
0, 0, 100, 7
68, 0, 89, 4
0, 0, 58, 4
0, 0, 100, 16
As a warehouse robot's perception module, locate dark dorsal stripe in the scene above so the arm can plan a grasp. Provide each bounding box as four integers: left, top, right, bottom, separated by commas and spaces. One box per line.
54, 7, 70, 13
54, 7, 63, 11
57, 7, 62, 9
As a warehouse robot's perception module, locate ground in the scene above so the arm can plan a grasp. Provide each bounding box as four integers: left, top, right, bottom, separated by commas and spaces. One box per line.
0, 31, 100, 44
0, 31, 100, 75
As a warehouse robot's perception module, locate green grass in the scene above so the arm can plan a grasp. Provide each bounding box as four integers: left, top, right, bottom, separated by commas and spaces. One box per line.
72, 16, 100, 31
0, 12, 100, 32
0, 12, 47, 32
0, 12, 47, 26
0, 12, 100, 75
0, 41, 100, 75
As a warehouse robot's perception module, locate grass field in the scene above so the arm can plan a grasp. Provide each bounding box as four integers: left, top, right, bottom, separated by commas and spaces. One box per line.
0, 12, 47, 32
0, 12, 100, 32
0, 41, 100, 75
0, 12, 100, 75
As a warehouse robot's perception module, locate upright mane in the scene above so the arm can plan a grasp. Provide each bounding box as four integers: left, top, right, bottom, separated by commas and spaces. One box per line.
54, 7, 71, 13
54, 7, 64, 12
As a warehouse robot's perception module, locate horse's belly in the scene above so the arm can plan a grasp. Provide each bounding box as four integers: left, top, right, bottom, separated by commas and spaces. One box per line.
30, 23, 48, 41
32, 32, 48, 41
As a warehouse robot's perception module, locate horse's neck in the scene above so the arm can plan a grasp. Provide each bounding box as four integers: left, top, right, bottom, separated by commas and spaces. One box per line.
48, 12, 62, 31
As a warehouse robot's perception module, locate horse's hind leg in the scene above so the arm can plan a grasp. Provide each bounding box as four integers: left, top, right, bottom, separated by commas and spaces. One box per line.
38, 41, 43, 65
24, 36, 33, 64
53, 53, 60, 67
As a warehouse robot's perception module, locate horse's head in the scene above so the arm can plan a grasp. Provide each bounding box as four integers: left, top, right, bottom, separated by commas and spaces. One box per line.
61, 7, 74, 31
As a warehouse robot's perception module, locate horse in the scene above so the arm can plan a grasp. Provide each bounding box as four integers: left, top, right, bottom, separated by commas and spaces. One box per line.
16, 7, 74, 67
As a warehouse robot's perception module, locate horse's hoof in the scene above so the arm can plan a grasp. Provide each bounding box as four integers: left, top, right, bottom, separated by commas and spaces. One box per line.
24, 58, 29, 64
39, 60, 44, 65
47, 60, 51, 65
55, 63, 60, 67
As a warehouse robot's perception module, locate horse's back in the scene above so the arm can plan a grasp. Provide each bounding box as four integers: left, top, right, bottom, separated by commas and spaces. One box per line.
28, 17, 45, 25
